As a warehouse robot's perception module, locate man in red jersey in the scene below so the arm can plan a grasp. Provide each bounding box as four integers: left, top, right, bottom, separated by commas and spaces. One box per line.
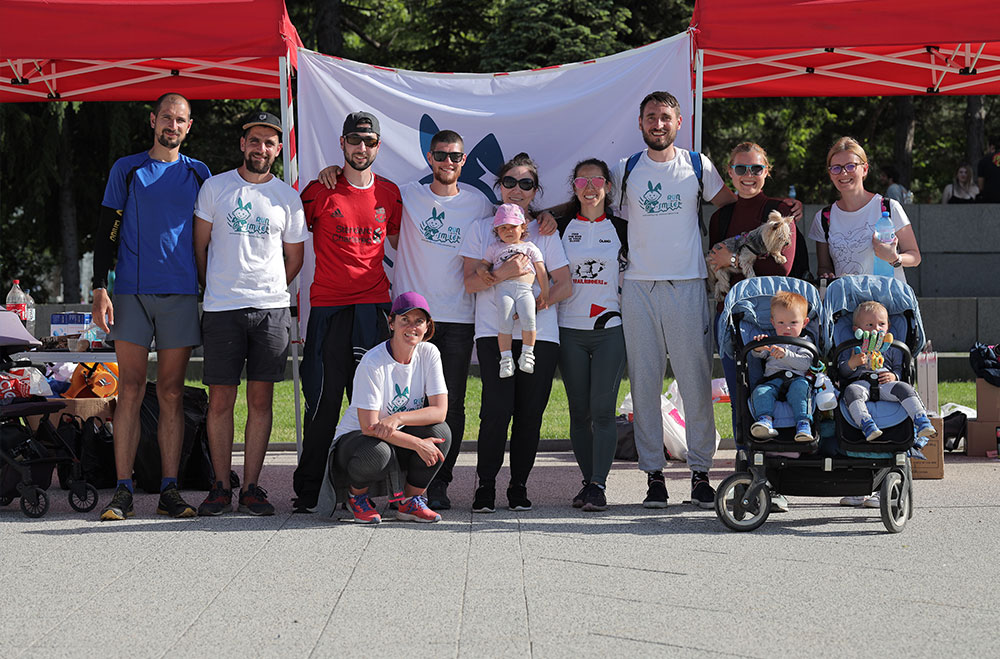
293, 111, 402, 511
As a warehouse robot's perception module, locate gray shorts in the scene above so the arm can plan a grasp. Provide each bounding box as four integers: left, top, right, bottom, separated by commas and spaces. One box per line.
202, 308, 291, 385
110, 294, 201, 350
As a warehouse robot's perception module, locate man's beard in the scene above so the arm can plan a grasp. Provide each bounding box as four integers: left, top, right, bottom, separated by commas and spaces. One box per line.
344, 151, 376, 172
642, 129, 674, 152
434, 167, 460, 185
245, 154, 273, 174
157, 131, 184, 149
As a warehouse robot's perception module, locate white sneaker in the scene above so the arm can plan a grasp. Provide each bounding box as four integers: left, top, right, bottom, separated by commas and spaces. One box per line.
862, 494, 881, 508
499, 356, 515, 378
770, 493, 789, 513
839, 495, 868, 507
518, 351, 535, 374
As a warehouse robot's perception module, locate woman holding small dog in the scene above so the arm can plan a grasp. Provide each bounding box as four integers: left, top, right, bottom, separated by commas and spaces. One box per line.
808, 136, 921, 282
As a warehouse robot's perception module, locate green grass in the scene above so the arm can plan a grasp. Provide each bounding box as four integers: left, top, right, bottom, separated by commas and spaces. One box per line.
188, 377, 977, 444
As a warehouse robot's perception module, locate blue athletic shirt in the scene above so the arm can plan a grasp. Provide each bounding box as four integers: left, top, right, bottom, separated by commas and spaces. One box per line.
101, 152, 211, 295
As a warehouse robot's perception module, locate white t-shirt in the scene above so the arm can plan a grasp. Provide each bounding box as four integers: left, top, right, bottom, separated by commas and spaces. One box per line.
807, 194, 910, 282
333, 340, 448, 442
558, 217, 622, 330
393, 182, 493, 323
461, 218, 569, 343
194, 169, 308, 311
483, 240, 544, 274
611, 149, 724, 281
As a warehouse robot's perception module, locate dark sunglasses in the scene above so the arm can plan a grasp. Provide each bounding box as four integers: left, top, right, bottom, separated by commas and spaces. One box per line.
828, 162, 862, 175
573, 176, 606, 189
431, 151, 464, 163
500, 176, 536, 191
730, 164, 765, 176
344, 134, 379, 148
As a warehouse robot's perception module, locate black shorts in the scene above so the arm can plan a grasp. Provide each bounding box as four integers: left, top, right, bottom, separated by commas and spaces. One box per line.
201, 308, 291, 385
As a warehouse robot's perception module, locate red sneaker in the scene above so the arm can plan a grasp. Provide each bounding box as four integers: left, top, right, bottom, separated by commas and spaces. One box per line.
348, 493, 381, 524
396, 495, 441, 523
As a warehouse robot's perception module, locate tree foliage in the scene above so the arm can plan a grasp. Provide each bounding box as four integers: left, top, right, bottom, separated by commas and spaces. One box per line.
2, 0, 997, 301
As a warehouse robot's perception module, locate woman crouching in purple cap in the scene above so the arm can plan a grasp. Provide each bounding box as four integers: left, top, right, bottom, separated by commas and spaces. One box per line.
326, 291, 452, 524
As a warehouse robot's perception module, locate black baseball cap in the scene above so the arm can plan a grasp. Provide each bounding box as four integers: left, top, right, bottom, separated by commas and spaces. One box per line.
343, 111, 380, 137
242, 111, 282, 134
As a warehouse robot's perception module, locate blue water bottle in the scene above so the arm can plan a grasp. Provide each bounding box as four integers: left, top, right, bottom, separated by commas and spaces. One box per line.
872, 210, 895, 277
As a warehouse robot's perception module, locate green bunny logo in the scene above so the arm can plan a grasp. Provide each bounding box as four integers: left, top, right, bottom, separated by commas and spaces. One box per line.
387, 383, 410, 414
228, 197, 252, 232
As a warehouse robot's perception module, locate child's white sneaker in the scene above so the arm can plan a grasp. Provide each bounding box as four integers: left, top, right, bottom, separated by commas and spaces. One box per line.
499, 355, 515, 378
518, 351, 535, 374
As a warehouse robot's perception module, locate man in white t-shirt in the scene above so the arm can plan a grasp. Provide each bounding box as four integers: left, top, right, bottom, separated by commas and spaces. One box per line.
317, 129, 498, 510
193, 112, 308, 516
613, 91, 736, 510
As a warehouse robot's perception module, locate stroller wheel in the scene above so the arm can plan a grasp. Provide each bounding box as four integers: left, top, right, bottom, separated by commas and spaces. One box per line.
69, 484, 99, 513
879, 472, 909, 533
20, 488, 50, 518
715, 473, 771, 532
0, 495, 13, 507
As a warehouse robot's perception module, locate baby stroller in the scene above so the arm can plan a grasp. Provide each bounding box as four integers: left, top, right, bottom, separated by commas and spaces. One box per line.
713, 275, 918, 534
1, 311, 99, 518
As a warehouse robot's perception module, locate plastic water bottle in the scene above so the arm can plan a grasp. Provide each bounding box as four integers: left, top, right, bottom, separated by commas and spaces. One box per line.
5, 279, 28, 326
788, 184, 797, 200
23, 288, 36, 337
872, 211, 895, 277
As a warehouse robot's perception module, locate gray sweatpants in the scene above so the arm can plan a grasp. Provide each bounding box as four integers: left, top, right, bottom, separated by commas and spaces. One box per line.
496, 280, 536, 334
622, 279, 717, 473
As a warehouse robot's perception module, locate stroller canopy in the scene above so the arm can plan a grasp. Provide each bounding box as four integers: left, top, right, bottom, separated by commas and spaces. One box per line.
822, 275, 925, 355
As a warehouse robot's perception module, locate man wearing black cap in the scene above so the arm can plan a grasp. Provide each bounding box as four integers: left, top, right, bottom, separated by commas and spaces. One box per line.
192, 111, 308, 516
293, 110, 403, 511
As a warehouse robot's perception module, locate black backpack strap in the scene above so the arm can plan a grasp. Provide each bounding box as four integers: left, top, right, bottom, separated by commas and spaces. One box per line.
688, 149, 708, 236
618, 151, 643, 212
555, 214, 573, 238
609, 213, 629, 272
712, 202, 736, 246
821, 204, 833, 243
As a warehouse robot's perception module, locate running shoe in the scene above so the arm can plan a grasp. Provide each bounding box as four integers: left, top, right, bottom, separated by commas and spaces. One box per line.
396, 494, 441, 523
690, 471, 715, 509
472, 484, 495, 513
861, 418, 883, 442
347, 493, 381, 524
643, 471, 668, 508
582, 484, 608, 512
198, 483, 233, 516
100, 484, 134, 521
426, 479, 451, 510
794, 420, 813, 442
572, 481, 591, 508
156, 483, 196, 518
238, 484, 275, 516
507, 483, 532, 511
751, 416, 778, 439
913, 414, 937, 439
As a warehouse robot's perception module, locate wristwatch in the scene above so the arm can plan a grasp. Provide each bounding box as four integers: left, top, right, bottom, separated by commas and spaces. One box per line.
891, 257, 903, 268
730, 254, 738, 267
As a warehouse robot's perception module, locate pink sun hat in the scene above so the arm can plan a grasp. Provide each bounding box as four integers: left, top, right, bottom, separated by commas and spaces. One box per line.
493, 203, 526, 227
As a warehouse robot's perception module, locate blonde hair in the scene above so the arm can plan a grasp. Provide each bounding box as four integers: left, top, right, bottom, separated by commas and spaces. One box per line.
729, 141, 771, 170
853, 300, 888, 325
771, 290, 808, 319
827, 136, 868, 168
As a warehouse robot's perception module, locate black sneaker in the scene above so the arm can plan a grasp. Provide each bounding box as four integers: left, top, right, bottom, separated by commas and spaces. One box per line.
198, 483, 233, 516
642, 471, 668, 509
100, 484, 134, 521
426, 479, 451, 511
238, 483, 275, 516
156, 484, 196, 518
572, 481, 591, 508
291, 495, 316, 513
582, 483, 608, 512
690, 471, 715, 509
507, 483, 532, 511
472, 484, 495, 513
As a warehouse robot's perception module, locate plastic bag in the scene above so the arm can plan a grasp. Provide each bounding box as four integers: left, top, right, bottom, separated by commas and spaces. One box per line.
620, 383, 722, 462
711, 378, 730, 403
0, 366, 53, 399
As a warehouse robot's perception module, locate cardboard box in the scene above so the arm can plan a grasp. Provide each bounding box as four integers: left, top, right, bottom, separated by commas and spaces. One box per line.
975, 379, 1000, 422
25, 396, 116, 432
965, 419, 1000, 458
912, 416, 944, 479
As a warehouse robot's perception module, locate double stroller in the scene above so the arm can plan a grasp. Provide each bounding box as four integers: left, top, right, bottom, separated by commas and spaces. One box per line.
714, 275, 925, 534
1, 311, 99, 518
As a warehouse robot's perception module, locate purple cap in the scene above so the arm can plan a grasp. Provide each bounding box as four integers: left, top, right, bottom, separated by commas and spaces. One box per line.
391, 291, 431, 318
493, 203, 526, 227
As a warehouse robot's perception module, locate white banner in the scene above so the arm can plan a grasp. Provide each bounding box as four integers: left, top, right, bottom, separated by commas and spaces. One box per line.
295, 33, 692, 327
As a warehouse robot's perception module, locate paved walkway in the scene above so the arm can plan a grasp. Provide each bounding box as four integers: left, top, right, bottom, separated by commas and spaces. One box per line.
2, 450, 999, 658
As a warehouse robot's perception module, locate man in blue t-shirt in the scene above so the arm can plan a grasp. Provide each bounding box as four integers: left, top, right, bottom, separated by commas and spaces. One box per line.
91, 92, 211, 521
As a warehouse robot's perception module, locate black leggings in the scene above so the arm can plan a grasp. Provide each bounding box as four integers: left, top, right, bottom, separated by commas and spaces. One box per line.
475, 337, 559, 486
334, 422, 453, 491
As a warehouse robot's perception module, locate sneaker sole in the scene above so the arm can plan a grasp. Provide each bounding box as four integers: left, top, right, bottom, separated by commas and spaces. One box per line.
508, 504, 532, 511
865, 429, 883, 441
916, 426, 937, 438
197, 507, 232, 516
472, 505, 495, 513
862, 498, 881, 509
571, 501, 585, 509
582, 503, 608, 512
351, 516, 381, 524
100, 509, 134, 521
794, 433, 813, 442
642, 500, 668, 509
238, 505, 274, 516
750, 425, 776, 439
156, 507, 197, 518
395, 512, 441, 523
691, 499, 715, 509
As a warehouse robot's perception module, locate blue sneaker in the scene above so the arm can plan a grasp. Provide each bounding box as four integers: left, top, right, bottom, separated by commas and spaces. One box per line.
861, 418, 883, 442
914, 414, 937, 439
751, 416, 778, 439
794, 420, 813, 442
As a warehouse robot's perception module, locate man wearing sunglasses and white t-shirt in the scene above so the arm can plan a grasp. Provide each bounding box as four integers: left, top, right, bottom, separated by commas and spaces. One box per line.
293, 111, 402, 512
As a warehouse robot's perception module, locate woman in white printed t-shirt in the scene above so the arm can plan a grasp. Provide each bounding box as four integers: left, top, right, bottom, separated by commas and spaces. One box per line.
554, 158, 627, 513
808, 136, 922, 282
460, 152, 572, 514
326, 291, 451, 525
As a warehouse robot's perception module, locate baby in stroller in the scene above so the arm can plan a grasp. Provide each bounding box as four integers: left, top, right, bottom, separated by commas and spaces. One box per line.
837, 300, 936, 443
749, 291, 815, 443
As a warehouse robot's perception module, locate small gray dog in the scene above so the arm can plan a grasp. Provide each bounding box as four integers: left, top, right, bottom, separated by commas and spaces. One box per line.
706, 210, 794, 302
